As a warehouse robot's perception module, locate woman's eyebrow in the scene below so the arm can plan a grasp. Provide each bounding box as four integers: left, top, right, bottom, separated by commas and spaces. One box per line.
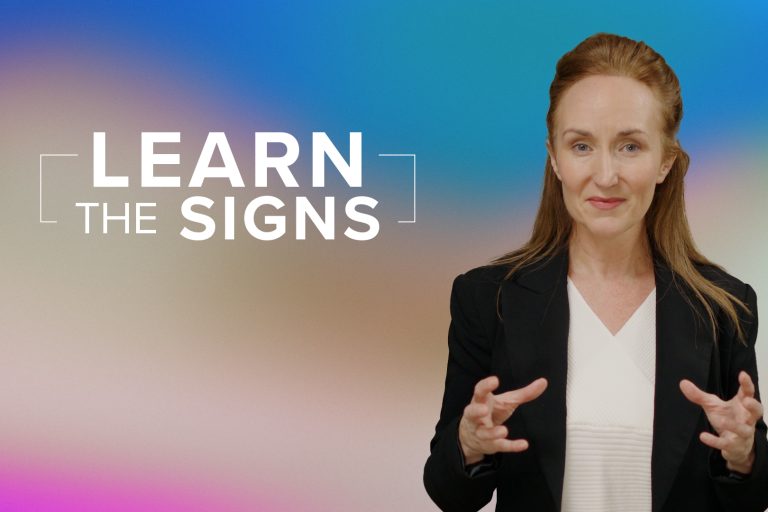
561, 128, 648, 137
562, 128, 592, 137
616, 128, 647, 137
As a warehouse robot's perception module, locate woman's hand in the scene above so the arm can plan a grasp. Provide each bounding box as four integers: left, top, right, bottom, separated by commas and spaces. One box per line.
680, 371, 765, 474
458, 375, 548, 465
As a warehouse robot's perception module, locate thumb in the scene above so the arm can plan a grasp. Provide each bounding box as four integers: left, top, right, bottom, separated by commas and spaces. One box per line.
680, 378, 720, 411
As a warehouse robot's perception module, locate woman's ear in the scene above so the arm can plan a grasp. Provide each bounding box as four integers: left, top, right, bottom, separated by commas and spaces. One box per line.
657, 154, 676, 184
546, 138, 561, 181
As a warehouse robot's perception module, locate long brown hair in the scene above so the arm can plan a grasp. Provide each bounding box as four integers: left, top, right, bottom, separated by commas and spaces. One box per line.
488, 32, 751, 345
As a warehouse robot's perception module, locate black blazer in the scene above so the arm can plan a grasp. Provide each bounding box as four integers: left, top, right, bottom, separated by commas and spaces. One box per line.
424, 246, 768, 512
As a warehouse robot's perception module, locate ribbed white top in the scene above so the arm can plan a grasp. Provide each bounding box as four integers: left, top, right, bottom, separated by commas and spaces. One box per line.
561, 276, 656, 512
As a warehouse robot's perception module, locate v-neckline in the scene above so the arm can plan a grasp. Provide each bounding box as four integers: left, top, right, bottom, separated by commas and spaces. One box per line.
567, 275, 655, 338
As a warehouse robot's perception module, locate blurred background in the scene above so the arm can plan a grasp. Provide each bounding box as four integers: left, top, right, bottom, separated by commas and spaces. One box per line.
1, 1, 766, 510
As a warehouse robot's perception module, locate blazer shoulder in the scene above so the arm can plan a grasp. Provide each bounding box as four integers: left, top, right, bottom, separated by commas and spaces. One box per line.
458, 263, 510, 287
451, 263, 510, 328
694, 261, 754, 300
692, 261, 757, 340
454, 263, 510, 300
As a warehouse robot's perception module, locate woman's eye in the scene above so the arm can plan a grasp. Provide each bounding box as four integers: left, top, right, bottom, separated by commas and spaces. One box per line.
573, 143, 590, 152
623, 143, 640, 152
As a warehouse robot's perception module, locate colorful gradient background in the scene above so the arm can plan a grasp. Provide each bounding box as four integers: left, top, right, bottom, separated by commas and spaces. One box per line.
2, 2, 767, 511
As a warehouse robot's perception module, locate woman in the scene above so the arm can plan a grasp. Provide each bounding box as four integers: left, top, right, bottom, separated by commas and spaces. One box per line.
423, 33, 767, 512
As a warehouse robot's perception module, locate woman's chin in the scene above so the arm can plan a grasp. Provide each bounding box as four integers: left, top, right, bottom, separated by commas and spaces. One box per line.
581, 219, 635, 240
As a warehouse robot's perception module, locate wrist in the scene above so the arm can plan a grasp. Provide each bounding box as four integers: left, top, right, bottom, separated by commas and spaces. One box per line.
457, 423, 486, 465
725, 450, 755, 475
460, 442, 485, 465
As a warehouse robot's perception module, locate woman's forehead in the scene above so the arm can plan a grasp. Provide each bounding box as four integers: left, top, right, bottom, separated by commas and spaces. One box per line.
554, 75, 663, 137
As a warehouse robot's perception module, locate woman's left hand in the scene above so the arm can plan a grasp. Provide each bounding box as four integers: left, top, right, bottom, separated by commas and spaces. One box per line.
680, 371, 764, 474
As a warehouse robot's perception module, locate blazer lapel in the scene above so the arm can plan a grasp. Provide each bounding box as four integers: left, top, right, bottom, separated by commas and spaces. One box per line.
651, 258, 713, 512
500, 247, 569, 510
499, 247, 714, 512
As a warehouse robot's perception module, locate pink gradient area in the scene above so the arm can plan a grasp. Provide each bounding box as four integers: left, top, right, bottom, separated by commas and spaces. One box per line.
0, 455, 302, 512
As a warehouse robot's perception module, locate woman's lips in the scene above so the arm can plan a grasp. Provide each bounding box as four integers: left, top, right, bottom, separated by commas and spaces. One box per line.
587, 197, 625, 210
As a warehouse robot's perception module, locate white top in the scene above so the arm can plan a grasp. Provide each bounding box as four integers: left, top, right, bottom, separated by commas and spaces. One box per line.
561, 276, 656, 512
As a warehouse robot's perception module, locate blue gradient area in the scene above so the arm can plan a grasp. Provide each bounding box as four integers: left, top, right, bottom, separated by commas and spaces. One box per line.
3, 0, 766, 211
0, 4, 766, 511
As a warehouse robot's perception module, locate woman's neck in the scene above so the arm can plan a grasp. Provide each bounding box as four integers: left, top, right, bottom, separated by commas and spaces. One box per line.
567, 224, 653, 281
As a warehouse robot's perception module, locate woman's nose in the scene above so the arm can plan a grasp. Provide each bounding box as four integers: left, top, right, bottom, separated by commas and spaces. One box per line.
592, 150, 619, 187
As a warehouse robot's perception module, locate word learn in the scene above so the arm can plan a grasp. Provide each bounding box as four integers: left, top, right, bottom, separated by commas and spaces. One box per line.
79, 131, 380, 241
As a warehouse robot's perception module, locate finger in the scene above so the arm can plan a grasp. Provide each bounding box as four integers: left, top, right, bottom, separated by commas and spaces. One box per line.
708, 408, 748, 434
492, 437, 529, 453
700, 431, 729, 451
737, 371, 756, 400
473, 375, 500, 404
729, 419, 754, 439
475, 425, 508, 441
497, 377, 548, 407
711, 417, 754, 438
679, 379, 720, 408
736, 423, 756, 438
489, 404, 517, 427
464, 402, 489, 422
743, 397, 764, 424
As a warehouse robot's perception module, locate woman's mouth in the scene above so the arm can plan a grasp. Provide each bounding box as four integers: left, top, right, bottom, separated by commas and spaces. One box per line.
587, 197, 625, 210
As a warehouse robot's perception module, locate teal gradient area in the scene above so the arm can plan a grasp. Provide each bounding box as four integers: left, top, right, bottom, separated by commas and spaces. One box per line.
4, 0, 766, 207
1, 2, 767, 511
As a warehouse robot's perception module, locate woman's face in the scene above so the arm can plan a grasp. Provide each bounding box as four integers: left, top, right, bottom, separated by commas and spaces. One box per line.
546, 74, 676, 243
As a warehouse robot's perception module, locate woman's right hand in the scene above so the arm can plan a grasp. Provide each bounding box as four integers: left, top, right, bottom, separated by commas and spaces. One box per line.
459, 375, 548, 464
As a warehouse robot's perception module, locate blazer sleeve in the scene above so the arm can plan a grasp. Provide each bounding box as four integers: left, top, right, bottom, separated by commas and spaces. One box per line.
423, 272, 501, 512
708, 282, 768, 512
